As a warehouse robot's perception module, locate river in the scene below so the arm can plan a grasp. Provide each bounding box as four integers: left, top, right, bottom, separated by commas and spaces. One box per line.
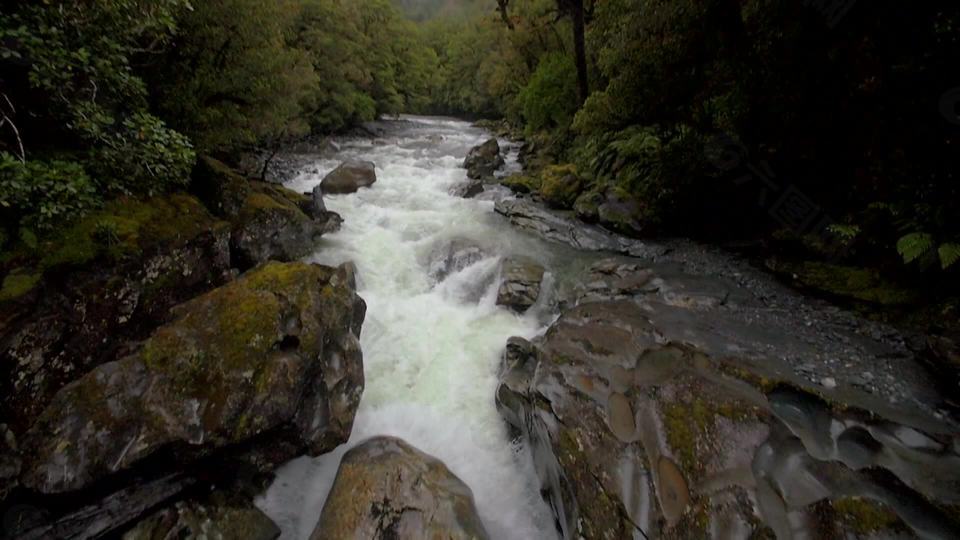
256, 116, 566, 539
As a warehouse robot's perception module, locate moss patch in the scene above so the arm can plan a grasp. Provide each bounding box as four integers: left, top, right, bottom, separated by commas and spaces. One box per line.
774, 261, 917, 306
501, 174, 541, 194
0, 270, 41, 301
539, 164, 583, 209
831, 497, 904, 535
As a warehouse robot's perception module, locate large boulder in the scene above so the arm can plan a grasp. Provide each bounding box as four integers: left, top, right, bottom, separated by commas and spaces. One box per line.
19, 261, 366, 494
0, 194, 232, 437
311, 437, 489, 540
231, 182, 341, 270
463, 138, 504, 180
497, 260, 960, 539
496, 258, 545, 314
320, 160, 377, 194
123, 491, 280, 540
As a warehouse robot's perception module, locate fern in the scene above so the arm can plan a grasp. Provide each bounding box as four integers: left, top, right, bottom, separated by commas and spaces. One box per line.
827, 224, 860, 241
939, 243, 960, 269
896, 232, 934, 264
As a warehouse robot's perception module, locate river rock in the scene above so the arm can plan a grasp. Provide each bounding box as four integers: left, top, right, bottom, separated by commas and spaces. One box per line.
497, 262, 960, 539
597, 188, 646, 238
19, 261, 366, 494
231, 182, 341, 270
0, 194, 232, 439
311, 437, 488, 540
321, 160, 377, 194
451, 179, 485, 199
573, 189, 605, 223
463, 138, 504, 180
427, 238, 489, 283
496, 258, 545, 314
123, 491, 279, 540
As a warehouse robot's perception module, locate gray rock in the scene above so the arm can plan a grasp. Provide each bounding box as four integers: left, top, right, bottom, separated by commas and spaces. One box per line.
311, 436, 488, 540
310, 184, 328, 216
463, 138, 504, 180
496, 258, 545, 314
451, 180, 485, 199
123, 491, 280, 540
320, 160, 377, 194
597, 189, 645, 238
19, 262, 365, 494
427, 238, 489, 283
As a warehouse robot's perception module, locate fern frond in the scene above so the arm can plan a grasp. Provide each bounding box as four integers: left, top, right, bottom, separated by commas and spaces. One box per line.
827, 224, 860, 241
896, 232, 934, 264
938, 243, 960, 269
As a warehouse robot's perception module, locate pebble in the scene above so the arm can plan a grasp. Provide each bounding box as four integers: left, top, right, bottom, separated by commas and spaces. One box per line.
821, 377, 837, 389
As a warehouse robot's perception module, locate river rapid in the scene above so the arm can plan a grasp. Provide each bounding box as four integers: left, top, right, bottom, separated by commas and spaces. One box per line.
256, 116, 570, 539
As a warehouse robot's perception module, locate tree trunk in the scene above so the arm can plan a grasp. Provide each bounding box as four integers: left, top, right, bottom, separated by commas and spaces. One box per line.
568, 0, 589, 106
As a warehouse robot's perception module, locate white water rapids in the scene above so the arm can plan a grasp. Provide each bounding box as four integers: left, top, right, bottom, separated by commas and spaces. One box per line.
256, 116, 565, 539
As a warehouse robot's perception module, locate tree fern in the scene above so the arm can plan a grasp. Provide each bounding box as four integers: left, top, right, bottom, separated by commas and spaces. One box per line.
896, 233, 934, 264
939, 243, 960, 269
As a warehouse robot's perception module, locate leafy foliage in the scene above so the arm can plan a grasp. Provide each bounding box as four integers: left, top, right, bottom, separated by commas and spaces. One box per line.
0, 153, 98, 233
518, 53, 578, 132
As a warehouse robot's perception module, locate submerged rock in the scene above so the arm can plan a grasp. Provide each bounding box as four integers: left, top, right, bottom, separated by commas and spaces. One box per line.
427, 238, 490, 283
311, 436, 488, 540
123, 491, 280, 540
497, 260, 960, 539
320, 160, 377, 194
463, 138, 504, 180
19, 261, 366, 494
496, 258, 545, 314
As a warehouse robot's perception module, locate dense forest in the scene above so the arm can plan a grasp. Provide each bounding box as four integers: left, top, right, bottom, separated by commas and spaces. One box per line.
1, 0, 958, 315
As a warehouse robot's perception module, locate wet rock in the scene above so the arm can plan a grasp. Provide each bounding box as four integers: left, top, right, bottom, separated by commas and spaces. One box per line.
451, 180, 485, 199
496, 258, 545, 314
1, 194, 232, 436
14, 474, 195, 540
231, 182, 341, 269
597, 188, 646, 238
496, 260, 960, 539
191, 156, 252, 218
573, 189, 604, 223
311, 436, 488, 540
494, 198, 661, 258
19, 261, 365, 494
463, 138, 504, 180
123, 491, 279, 540
320, 160, 377, 194
427, 238, 489, 283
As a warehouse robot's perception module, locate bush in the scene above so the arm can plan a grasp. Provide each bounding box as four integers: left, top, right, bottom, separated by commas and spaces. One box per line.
0, 154, 99, 234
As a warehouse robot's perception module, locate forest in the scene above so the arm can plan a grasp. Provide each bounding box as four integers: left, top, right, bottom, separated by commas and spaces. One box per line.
2, 0, 958, 318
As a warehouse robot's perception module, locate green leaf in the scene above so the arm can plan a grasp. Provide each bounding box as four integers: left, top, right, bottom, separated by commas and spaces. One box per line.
896, 232, 934, 264
19, 228, 38, 250
939, 243, 960, 269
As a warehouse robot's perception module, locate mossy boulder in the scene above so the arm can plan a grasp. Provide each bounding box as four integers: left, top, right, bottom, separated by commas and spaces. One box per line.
538, 164, 583, 209
597, 187, 646, 237
191, 156, 252, 218
500, 173, 541, 194
19, 261, 366, 494
124, 491, 280, 540
1, 194, 232, 436
573, 188, 605, 223
463, 138, 504, 180
311, 437, 488, 540
231, 181, 341, 270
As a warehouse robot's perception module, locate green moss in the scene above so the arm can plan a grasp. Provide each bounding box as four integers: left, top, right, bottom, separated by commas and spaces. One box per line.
780, 261, 917, 306
661, 393, 756, 479
0, 270, 41, 301
831, 497, 903, 534
539, 164, 583, 208
501, 174, 541, 194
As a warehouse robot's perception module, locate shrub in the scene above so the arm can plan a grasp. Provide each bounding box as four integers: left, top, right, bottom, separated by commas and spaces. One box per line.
517, 52, 578, 132
0, 153, 98, 234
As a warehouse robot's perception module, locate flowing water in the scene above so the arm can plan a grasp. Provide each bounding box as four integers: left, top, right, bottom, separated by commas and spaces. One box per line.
256, 116, 566, 539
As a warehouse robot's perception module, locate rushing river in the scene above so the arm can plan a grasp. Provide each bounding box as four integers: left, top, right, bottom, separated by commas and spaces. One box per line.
256, 116, 562, 539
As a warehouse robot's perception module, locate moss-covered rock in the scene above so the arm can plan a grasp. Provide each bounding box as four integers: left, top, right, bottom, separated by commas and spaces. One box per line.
191, 156, 252, 218
573, 188, 605, 223
231, 181, 341, 270
768, 260, 917, 306
312, 437, 488, 540
20, 261, 365, 494
500, 173, 541, 194
597, 187, 646, 237
538, 164, 583, 209
1, 193, 232, 435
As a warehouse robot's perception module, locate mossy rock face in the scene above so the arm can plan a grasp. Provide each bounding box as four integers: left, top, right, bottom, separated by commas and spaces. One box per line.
771, 260, 917, 306
312, 437, 489, 540
124, 491, 280, 540
191, 156, 252, 218
231, 181, 340, 270
20, 261, 366, 494
500, 173, 541, 194
1, 193, 232, 436
538, 164, 583, 209
573, 188, 605, 223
